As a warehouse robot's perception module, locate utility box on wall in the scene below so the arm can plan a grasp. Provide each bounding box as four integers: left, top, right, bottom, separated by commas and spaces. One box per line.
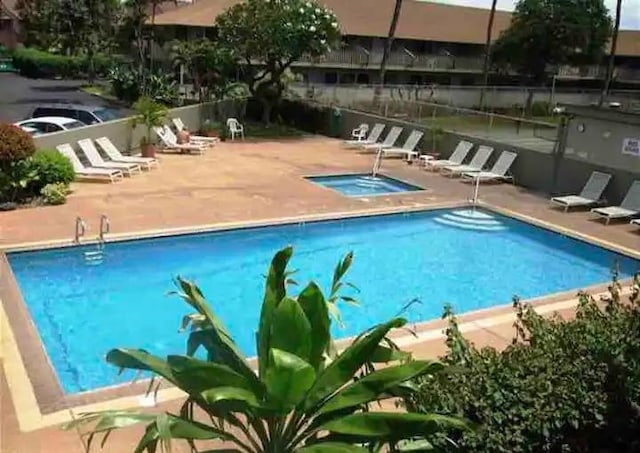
563, 105, 640, 175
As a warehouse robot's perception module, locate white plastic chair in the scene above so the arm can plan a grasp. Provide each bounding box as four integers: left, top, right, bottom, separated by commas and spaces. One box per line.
226, 118, 245, 140
351, 123, 369, 141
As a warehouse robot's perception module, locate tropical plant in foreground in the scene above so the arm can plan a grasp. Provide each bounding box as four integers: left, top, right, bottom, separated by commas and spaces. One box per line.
65, 246, 466, 452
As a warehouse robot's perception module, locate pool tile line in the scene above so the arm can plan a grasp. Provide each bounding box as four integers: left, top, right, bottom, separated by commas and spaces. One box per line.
1, 201, 467, 252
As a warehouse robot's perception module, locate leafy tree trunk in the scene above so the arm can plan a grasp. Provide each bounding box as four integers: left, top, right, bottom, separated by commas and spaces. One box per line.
599, 0, 622, 106
479, 0, 498, 111
374, 0, 403, 105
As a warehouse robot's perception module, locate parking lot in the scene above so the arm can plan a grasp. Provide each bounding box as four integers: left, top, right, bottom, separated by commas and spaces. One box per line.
0, 73, 128, 123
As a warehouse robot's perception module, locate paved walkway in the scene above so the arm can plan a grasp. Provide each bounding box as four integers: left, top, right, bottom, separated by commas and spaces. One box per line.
1, 136, 638, 452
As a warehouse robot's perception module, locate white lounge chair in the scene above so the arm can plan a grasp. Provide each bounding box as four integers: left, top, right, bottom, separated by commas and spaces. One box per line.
170, 119, 219, 144
226, 118, 244, 140
382, 130, 424, 161
96, 137, 158, 171
56, 144, 124, 183
441, 145, 493, 177
343, 123, 384, 148
591, 181, 640, 224
461, 151, 517, 183
631, 219, 640, 228
78, 139, 141, 176
423, 140, 474, 170
154, 127, 207, 155
351, 123, 369, 141
362, 126, 403, 152
550, 171, 611, 212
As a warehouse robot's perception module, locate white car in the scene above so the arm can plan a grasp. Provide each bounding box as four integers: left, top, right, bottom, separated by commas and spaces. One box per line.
15, 116, 87, 136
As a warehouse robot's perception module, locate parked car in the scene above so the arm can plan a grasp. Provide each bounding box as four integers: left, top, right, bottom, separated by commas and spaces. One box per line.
30, 103, 122, 125
15, 117, 87, 136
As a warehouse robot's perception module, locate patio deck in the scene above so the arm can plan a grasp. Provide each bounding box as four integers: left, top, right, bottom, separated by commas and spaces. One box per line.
1, 136, 638, 452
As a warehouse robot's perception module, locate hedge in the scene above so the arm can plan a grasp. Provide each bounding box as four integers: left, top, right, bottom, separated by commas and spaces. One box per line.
404, 274, 640, 452
12, 48, 120, 79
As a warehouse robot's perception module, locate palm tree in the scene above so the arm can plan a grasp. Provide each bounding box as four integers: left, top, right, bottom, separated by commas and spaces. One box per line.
599, 0, 622, 106
375, 0, 403, 104
479, 0, 498, 110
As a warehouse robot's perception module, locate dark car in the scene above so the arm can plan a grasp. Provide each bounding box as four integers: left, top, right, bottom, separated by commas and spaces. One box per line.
30, 103, 122, 125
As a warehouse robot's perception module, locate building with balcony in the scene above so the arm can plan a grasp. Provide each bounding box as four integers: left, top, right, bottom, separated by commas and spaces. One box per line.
151, 0, 640, 87
0, 0, 20, 50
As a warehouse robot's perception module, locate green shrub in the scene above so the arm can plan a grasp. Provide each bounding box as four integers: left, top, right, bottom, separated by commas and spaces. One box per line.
404, 273, 640, 452
40, 183, 68, 205
28, 149, 75, 192
12, 48, 114, 79
0, 124, 36, 162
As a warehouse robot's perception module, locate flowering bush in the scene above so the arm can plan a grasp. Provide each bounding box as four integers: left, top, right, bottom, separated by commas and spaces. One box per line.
0, 124, 36, 162
216, 0, 341, 123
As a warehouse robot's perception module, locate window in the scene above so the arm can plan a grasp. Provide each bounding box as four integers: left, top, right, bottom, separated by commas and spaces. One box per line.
92, 108, 119, 122
356, 73, 370, 84
324, 72, 338, 84
63, 120, 87, 130
76, 110, 99, 125
21, 122, 63, 133
340, 73, 355, 85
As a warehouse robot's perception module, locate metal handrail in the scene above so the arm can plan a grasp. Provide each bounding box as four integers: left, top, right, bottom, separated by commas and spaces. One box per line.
99, 214, 110, 243
74, 217, 86, 244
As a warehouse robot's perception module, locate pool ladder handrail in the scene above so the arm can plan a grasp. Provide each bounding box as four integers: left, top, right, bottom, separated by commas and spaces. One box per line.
372, 147, 383, 177
74, 217, 87, 244
98, 214, 110, 245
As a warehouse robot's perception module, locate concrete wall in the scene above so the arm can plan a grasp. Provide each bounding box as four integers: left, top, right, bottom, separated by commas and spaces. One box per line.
33, 103, 223, 154
332, 105, 636, 202
565, 114, 640, 174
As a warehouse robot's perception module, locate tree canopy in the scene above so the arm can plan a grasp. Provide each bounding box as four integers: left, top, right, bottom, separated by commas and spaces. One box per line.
492, 0, 612, 82
215, 0, 341, 123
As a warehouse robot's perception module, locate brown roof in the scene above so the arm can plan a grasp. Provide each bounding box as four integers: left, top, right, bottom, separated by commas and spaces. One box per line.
152, 0, 640, 55
616, 30, 640, 57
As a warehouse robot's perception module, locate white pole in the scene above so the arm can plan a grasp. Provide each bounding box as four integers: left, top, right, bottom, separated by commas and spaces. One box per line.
472, 174, 481, 207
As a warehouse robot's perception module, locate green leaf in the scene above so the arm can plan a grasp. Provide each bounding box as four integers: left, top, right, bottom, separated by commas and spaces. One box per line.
200, 386, 260, 408
270, 297, 312, 361
298, 442, 370, 452
320, 412, 468, 439
257, 246, 293, 378
167, 355, 263, 397
298, 282, 331, 371
369, 344, 411, 363
105, 349, 177, 385
318, 361, 444, 416
173, 278, 258, 386
305, 318, 407, 409
264, 348, 315, 411
132, 414, 230, 453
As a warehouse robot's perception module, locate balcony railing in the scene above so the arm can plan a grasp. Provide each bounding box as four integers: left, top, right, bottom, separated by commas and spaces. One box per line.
557, 65, 640, 81
295, 48, 484, 72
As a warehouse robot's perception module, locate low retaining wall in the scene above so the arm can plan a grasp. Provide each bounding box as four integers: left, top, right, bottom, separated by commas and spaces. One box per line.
32, 102, 237, 154
287, 102, 636, 203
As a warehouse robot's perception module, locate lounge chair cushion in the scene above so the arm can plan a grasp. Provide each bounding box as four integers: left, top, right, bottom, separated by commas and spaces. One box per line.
591, 206, 638, 218
551, 195, 597, 206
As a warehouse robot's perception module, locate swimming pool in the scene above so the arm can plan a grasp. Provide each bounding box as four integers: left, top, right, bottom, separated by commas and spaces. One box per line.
306, 174, 423, 196
7, 208, 638, 394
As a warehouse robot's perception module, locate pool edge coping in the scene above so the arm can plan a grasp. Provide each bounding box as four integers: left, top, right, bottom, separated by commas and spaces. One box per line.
2, 200, 639, 432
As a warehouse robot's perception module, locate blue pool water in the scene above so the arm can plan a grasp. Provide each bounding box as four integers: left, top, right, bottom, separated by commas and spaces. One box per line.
307, 174, 423, 196
7, 209, 639, 394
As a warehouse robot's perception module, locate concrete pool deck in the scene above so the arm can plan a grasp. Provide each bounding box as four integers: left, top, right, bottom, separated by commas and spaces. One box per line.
1, 136, 639, 452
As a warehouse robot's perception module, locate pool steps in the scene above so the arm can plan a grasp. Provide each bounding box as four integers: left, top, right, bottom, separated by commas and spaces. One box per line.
434, 209, 506, 232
